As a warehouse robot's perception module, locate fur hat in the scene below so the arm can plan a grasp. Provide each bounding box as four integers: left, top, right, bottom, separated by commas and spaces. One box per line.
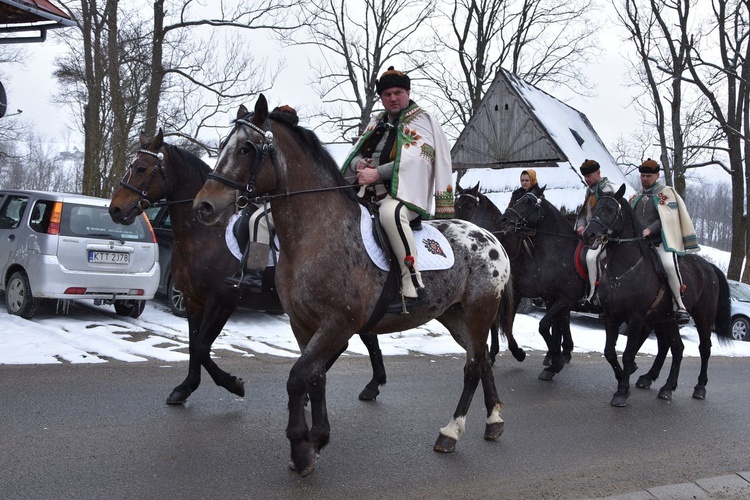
580, 159, 600, 175
639, 158, 660, 173
376, 67, 410, 95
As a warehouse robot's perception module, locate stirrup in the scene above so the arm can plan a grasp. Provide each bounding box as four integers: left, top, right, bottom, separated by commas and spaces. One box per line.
387, 288, 428, 314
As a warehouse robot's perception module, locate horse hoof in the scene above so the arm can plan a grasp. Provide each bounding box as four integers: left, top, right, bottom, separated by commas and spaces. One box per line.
484, 421, 504, 441
630, 363, 639, 375
358, 387, 379, 401
434, 434, 457, 453
538, 369, 555, 381
657, 389, 672, 401
635, 376, 653, 389
563, 351, 572, 363
610, 393, 629, 407
166, 388, 191, 405
289, 450, 317, 477
512, 348, 526, 362
543, 353, 551, 367
693, 387, 706, 400
228, 377, 245, 397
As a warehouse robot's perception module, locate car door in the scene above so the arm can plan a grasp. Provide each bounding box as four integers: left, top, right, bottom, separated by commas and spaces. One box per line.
0, 194, 30, 287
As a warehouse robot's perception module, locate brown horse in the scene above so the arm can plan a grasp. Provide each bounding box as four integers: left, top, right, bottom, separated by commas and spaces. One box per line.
193, 95, 513, 476
109, 130, 396, 404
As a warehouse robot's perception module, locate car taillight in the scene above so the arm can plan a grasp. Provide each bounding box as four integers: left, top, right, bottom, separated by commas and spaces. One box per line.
141, 213, 158, 243
64, 287, 87, 294
48, 201, 63, 235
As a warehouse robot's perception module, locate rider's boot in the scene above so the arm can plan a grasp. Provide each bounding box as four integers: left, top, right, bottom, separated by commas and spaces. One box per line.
225, 269, 263, 292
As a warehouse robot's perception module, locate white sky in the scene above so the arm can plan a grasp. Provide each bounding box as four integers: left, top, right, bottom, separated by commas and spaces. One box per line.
0, 245, 748, 365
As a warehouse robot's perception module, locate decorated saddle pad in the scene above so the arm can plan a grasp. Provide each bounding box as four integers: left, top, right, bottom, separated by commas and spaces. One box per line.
224, 206, 455, 272
357, 204, 454, 272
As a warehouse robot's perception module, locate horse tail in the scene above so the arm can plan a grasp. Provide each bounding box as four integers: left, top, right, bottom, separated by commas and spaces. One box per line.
712, 264, 733, 345
498, 279, 515, 339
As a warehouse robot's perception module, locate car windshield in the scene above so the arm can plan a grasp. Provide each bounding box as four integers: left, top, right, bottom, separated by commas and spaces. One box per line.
729, 281, 750, 302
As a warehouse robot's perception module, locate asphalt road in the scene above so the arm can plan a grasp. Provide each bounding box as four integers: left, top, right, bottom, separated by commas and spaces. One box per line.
1, 351, 748, 499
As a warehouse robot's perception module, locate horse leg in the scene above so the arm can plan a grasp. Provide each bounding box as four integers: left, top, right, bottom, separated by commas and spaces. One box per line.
357, 334, 386, 401
167, 316, 203, 404
602, 317, 627, 406
434, 308, 495, 453
653, 322, 683, 401
693, 322, 712, 400
479, 346, 505, 441
612, 319, 647, 407
287, 328, 348, 476
491, 295, 525, 365
538, 302, 569, 380
194, 304, 245, 397
636, 325, 667, 389
560, 310, 573, 363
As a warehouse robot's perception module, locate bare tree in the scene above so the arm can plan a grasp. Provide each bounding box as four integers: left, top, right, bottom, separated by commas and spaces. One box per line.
680, 0, 750, 280
413, 0, 600, 137
142, 0, 303, 151
289, 0, 436, 142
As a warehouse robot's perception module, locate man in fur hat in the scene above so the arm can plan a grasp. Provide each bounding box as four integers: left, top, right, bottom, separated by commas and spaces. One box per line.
575, 159, 615, 303
342, 66, 453, 313
631, 158, 698, 324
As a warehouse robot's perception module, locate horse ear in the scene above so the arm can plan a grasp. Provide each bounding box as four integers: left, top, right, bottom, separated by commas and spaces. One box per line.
255, 94, 269, 124
154, 128, 164, 149
237, 104, 249, 119
616, 184, 626, 198
472, 182, 480, 192
139, 131, 148, 146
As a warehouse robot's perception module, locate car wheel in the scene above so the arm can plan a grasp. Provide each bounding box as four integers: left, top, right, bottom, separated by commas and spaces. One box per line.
114, 300, 146, 318
167, 278, 187, 318
5, 271, 38, 319
731, 316, 750, 341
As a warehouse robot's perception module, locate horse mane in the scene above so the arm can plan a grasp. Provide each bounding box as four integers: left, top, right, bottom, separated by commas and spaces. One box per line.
162, 142, 212, 184
616, 194, 653, 258
265, 111, 360, 205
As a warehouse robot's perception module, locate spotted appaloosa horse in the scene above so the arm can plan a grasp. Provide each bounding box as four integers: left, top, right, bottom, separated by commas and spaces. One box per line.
583, 184, 732, 406
193, 95, 514, 476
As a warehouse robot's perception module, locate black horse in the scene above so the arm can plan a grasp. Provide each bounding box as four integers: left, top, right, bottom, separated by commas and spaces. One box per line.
454, 183, 526, 365
583, 184, 733, 406
109, 129, 389, 403
480, 186, 584, 380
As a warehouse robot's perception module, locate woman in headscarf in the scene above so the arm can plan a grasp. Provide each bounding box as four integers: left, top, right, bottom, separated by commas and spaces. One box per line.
507, 169, 539, 209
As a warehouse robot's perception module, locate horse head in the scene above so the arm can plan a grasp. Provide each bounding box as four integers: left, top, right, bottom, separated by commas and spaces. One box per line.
109, 128, 168, 225
194, 95, 281, 226
454, 182, 482, 221
583, 183, 627, 249
499, 185, 547, 233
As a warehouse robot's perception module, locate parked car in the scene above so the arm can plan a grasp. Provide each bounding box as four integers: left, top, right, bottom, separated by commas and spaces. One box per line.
144, 204, 186, 317
728, 279, 750, 341
0, 189, 160, 319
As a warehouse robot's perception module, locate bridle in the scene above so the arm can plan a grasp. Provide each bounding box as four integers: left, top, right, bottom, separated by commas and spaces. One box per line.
454, 191, 480, 221
119, 148, 170, 211
585, 195, 640, 246
505, 191, 543, 234
207, 115, 279, 208
206, 113, 358, 210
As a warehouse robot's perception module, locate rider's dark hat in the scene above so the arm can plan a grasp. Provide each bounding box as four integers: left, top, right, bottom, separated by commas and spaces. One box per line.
639, 158, 660, 173
579, 159, 600, 175
376, 67, 410, 95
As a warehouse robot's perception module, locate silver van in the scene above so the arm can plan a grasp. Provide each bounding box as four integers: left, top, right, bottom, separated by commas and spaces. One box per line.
0, 189, 160, 319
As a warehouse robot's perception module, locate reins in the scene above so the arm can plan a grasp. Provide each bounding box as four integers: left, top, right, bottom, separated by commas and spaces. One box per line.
120, 148, 171, 211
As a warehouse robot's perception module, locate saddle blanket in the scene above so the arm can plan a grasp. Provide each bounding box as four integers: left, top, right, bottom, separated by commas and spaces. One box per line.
223, 205, 455, 272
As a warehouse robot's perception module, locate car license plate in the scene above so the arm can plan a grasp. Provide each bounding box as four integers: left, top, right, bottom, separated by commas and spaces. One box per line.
88, 251, 130, 264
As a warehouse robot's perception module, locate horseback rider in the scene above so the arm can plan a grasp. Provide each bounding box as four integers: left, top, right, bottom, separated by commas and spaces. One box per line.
630, 159, 698, 325
575, 159, 615, 303
341, 66, 454, 313
508, 169, 540, 209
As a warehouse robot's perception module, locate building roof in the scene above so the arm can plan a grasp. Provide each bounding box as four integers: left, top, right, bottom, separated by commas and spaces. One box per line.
451, 69, 635, 211
0, 0, 74, 44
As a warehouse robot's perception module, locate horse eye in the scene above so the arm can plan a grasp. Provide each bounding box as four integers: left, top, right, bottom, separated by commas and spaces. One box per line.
136, 165, 147, 173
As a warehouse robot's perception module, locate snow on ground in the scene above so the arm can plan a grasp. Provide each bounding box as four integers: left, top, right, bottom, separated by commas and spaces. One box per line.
0, 243, 748, 366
